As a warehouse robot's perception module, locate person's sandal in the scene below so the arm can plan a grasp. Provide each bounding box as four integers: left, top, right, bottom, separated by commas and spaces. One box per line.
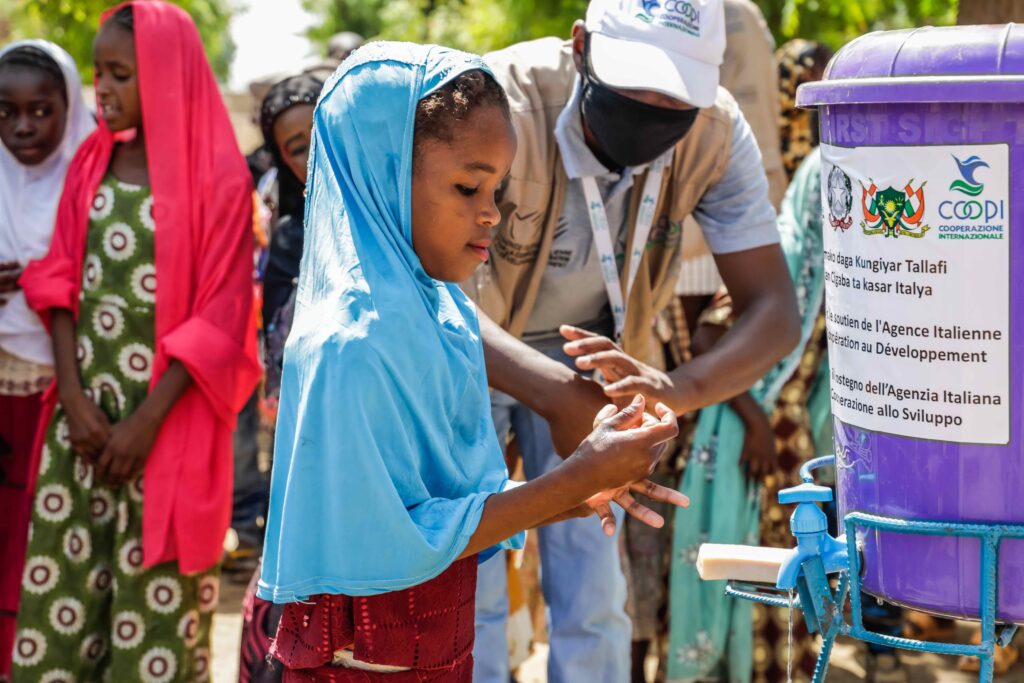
958, 627, 1019, 673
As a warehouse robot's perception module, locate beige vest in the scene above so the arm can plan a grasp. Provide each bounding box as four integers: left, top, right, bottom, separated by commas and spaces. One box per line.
466, 38, 737, 359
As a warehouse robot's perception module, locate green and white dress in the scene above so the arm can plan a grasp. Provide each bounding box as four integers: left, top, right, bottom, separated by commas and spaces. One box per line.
13, 171, 218, 683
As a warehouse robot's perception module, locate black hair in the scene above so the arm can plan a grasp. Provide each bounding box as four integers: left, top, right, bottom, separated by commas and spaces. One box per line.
260, 73, 324, 219
0, 46, 67, 102
108, 5, 135, 32
413, 69, 509, 160
260, 74, 323, 151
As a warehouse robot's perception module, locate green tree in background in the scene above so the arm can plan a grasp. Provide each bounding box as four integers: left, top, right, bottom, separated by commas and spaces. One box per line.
304, 0, 958, 55
302, 0, 388, 46
302, 0, 589, 54
1, 0, 237, 81
756, 0, 957, 49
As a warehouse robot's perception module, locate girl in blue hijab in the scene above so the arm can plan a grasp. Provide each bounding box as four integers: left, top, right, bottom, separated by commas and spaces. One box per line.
258, 42, 679, 679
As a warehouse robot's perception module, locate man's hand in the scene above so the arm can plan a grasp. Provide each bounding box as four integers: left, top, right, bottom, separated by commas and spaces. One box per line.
561, 325, 690, 412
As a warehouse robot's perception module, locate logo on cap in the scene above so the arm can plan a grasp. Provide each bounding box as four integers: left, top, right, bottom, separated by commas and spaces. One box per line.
635, 0, 701, 37
639, 0, 661, 14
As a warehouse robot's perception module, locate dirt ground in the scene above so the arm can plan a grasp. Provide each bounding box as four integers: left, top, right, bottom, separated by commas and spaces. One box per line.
212, 581, 1024, 682
514, 636, 1024, 682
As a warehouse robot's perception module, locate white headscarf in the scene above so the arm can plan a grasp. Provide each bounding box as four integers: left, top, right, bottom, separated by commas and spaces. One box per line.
0, 40, 95, 365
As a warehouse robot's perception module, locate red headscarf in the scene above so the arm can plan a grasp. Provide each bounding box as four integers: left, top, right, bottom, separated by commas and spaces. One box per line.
21, 0, 261, 573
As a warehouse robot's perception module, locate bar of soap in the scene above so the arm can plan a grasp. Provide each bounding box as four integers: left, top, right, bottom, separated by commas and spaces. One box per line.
696, 544, 791, 584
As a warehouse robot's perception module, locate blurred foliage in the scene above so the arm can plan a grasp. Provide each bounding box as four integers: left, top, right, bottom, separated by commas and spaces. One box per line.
0, 0, 965, 84
757, 0, 957, 49
1, 0, 237, 81
302, 0, 590, 53
303, 0, 959, 55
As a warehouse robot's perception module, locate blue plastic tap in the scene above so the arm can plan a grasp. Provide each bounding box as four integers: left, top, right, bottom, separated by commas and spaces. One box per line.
775, 483, 848, 591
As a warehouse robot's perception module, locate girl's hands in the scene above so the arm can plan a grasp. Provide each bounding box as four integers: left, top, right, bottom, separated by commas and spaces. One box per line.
726, 391, 777, 483
539, 480, 689, 534
539, 502, 597, 526
570, 395, 676, 489
568, 395, 687, 535
585, 479, 690, 537
0, 261, 22, 306
62, 390, 112, 461
62, 391, 159, 487
584, 402, 689, 536
94, 411, 160, 487
0, 261, 21, 291
93, 361, 191, 487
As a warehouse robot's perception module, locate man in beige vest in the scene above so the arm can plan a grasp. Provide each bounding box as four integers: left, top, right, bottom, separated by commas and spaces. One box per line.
469, 1, 800, 680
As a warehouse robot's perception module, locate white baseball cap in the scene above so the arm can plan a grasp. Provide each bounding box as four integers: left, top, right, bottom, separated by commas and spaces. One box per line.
585, 0, 726, 108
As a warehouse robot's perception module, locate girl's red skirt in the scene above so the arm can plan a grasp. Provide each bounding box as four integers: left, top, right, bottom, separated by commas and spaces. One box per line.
271, 557, 478, 682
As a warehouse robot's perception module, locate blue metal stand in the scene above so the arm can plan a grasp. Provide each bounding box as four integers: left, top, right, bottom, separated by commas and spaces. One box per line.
722, 455, 1024, 683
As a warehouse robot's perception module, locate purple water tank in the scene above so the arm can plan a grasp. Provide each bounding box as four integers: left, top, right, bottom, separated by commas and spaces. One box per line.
799, 24, 1024, 621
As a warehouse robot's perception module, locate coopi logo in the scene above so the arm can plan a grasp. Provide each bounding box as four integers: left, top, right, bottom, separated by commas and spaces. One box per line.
937, 154, 1005, 240
949, 154, 989, 197
635, 0, 701, 36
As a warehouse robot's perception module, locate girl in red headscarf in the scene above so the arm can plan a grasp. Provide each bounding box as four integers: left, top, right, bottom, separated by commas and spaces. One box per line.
13, 3, 260, 680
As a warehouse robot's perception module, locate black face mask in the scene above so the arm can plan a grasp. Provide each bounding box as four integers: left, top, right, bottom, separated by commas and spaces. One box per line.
579, 38, 700, 170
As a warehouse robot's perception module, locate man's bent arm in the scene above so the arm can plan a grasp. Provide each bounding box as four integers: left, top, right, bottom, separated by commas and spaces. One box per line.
479, 311, 609, 457
669, 243, 800, 413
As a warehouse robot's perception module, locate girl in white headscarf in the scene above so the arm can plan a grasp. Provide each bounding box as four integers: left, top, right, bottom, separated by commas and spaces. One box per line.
0, 39, 94, 679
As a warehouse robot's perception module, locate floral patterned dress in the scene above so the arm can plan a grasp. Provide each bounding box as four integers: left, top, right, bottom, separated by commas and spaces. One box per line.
13, 171, 219, 683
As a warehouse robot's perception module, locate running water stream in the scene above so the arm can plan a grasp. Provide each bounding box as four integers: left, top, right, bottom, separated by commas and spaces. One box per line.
787, 589, 796, 683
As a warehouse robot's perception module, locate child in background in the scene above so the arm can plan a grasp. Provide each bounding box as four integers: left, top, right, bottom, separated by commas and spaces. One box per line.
0, 39, 94, 682
237, 71, 322, 683
259, 72, 321, 402
14, 3, 260, 681
257, 42, 686, 681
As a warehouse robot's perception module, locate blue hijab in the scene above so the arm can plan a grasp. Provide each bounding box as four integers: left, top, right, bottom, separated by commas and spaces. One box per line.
258, 42, 522, 602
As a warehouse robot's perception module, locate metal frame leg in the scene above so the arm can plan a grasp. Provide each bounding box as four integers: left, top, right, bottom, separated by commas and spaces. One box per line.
977, 534, 1000, 682
811, 632, 835, 683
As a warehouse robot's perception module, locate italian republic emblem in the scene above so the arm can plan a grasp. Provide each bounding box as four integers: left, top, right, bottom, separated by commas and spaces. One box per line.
827, 166, 853, 230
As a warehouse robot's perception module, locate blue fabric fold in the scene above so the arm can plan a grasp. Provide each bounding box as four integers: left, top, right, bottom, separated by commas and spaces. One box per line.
258, 42, 523, 603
